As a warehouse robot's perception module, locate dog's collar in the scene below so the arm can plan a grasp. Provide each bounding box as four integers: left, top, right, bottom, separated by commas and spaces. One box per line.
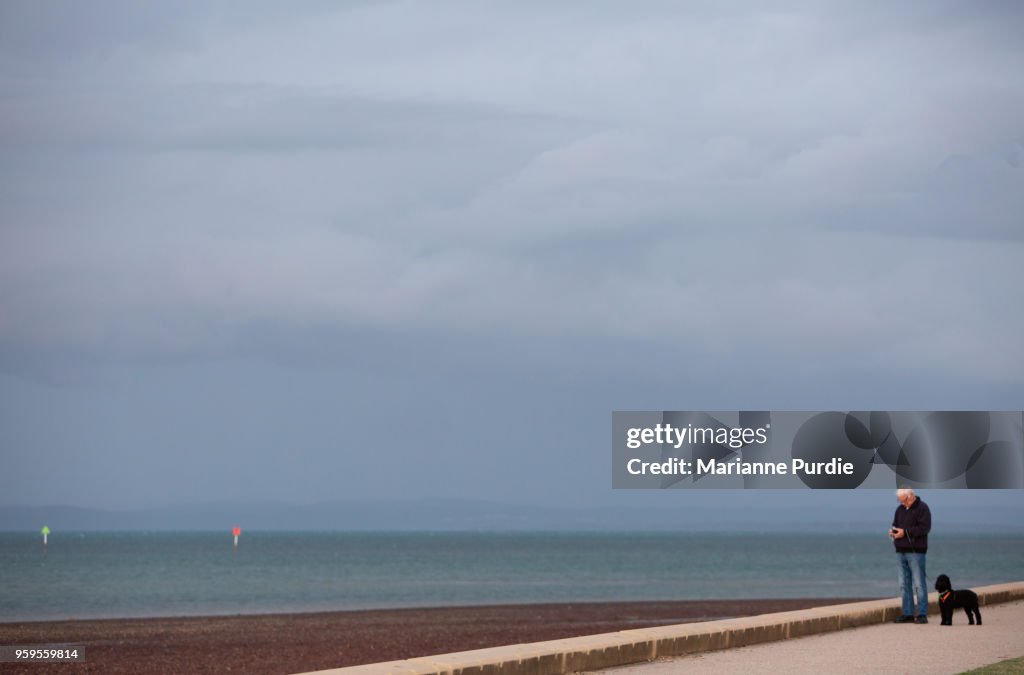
940, 591, 951, 602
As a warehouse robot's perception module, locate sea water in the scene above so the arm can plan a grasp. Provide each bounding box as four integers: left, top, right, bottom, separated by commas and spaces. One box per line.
1, 531, 1021, 621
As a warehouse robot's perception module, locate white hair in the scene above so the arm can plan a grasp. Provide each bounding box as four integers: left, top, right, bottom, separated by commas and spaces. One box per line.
896, 488, 915, 499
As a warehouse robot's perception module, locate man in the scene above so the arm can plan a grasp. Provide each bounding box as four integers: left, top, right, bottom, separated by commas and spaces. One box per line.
890, 487, 932, 623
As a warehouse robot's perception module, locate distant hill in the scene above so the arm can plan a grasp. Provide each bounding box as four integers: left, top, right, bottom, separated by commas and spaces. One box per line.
2, 498, 1022, 532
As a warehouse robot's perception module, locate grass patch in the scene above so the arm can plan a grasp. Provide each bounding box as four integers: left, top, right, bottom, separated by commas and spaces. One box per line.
960, 656, 1024, 674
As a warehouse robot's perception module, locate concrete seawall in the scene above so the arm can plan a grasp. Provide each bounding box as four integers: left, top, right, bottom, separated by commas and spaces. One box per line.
296, 581, 1024, 675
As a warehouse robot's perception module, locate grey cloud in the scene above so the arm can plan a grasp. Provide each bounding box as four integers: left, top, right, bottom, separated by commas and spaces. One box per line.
0, 1, 363, 64
0, 83, 587, 155
1, 1, 1023, 384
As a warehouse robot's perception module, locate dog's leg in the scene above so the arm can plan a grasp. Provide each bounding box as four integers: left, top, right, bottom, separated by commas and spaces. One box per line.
974, 607, 982, 625
965, 605, 974, 625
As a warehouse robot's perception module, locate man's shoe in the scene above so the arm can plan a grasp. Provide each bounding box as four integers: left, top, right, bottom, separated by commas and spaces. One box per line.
894, 615, 915, 623
915, 615, 928, 624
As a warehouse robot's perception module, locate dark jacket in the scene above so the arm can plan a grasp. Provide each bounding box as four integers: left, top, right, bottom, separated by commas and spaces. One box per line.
892, 497, 931, 554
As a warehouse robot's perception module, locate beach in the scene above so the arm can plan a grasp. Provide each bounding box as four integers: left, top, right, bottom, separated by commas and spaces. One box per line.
0, 598, 866, 674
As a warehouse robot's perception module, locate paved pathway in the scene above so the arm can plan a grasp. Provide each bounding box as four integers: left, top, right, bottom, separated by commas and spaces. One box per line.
593, 601, 1024, 675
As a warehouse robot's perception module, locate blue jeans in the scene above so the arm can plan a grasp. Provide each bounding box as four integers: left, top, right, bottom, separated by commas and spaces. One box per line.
897, 552, 927, 617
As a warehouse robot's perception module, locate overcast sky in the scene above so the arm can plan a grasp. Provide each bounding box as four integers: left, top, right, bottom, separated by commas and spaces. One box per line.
1, 2, 1022, 513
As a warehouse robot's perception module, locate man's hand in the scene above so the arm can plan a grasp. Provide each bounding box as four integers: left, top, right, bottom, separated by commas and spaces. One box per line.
891, 527, 905, 539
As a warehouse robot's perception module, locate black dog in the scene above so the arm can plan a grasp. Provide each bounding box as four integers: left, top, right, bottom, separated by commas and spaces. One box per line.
935, 574, 982, 625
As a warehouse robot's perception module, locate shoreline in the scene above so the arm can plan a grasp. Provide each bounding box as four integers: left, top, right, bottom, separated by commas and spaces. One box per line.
0, 593, 881, 626
0, 597, 875, 674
